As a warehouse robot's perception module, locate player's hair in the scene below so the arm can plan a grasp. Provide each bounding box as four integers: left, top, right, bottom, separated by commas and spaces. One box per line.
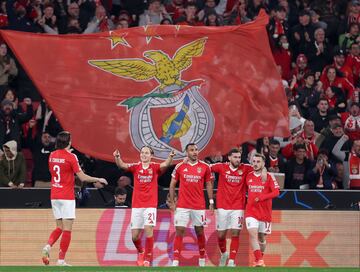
140, 145, 154, 155
228, 148, 241, 156
115, 187, 127, 196
253, 152, 265, 161
185, 143, 197, 151
55, 131, 71, 150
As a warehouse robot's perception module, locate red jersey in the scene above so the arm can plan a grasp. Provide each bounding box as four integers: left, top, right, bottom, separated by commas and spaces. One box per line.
49, 149, 81, 200
345, 54, 360, 83
245, 172, 280, 222
172, 161, 211, 210
128, 162, 161, 208
211, 163, 253, 210
349, 152, 360, 189
320, 73, 355, 100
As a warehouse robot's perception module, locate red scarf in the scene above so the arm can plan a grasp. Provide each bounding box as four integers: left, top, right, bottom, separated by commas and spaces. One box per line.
274, 18, 285, 36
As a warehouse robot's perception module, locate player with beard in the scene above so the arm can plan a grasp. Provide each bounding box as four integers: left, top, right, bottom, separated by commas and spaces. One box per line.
245, 153, 280, 267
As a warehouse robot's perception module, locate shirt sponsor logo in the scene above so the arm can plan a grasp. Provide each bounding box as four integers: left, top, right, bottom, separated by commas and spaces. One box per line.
248, 185, 264, 192
183, 174, 202, 183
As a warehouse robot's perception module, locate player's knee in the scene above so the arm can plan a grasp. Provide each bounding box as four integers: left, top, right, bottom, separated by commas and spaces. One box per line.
217, 231, 226, 239
175, 227, 185, 236
194, 226, 204, 236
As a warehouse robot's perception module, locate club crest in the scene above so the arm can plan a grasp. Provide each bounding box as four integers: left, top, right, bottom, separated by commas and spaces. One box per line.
89, 37, 214, 159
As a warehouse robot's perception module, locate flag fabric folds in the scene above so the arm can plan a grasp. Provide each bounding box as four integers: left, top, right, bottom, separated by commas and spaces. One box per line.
1, 10, 289, 162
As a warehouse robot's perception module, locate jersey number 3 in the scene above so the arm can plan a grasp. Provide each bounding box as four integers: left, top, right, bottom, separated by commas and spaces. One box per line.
53, 165, 61, 183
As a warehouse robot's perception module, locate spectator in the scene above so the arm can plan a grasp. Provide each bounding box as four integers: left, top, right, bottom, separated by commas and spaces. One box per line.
6, 0, 37, 32
197, 0, 226, 22
307, 149, 337, 189
301, 119, 320, 147
176, 3, 202, 26
1, 88, 21, 114
307, 28, 332, 74
160, 18, 172, 25
344, 42, 360, 84
116, 18, 130, 29
84, 5, 114, 34
105, 187, 130, 208
309, 97, 332, 132
38, 3, 58, 34
321, 123, 352, 162
284, 143, 313, 189
0, 1, 8, 28
347, 0, 360, 26
226, 0, 251, 25
320, 66, 356, 103
116, 175, 133, 201
26, 120, 54, 187
0, 140, 26, 188
272, 34, 292, 81
282, 128, 318, 161
35, 100, 62, 138
66, 18, 82, 34
0, 43, 18, 94
324, 47, 354, 84
338, 22, 359, 52
309, 9, 327, 30
267, 6, 289, 46
0, 97, 33, 147
348, 139, 360, 189
290, 54, 310, 88
139, 0, 171, 26
324, 86, 347, 113
247, 0, 266, 20
265, 138, 286, 173
296, 72, 316, 118
166, 0, 185, 22
290, 10, 315, 57
333, 162, 345, 189
204, 9, 222, 26
341, 101, 360, 141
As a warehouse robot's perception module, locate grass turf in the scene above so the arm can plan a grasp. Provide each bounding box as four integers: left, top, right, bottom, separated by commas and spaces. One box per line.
0, 267, 358, 272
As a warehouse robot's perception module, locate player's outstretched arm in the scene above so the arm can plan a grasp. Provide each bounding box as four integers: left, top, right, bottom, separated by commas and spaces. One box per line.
169, 177, 178, 211
160, 150, 176, 169
76, 170, 108, 186
113, 149, 129, 170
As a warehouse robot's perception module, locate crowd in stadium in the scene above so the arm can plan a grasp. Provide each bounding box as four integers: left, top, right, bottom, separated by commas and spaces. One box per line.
0, 0, 359, 195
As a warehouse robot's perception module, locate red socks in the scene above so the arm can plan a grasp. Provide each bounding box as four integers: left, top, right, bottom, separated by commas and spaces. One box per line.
229, 236, 239, 260
59, 231, 71, 260
173, 235, 183, 260
144, 237, 154, 262
197, 233, 206, 258
133, 238, 144, 253
254, 249, 262, 261
47, 227, 62, 246
218, 237, 226, 254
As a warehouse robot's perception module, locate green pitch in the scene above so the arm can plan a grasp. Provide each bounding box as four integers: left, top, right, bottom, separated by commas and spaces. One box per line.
0, 267, 358, 272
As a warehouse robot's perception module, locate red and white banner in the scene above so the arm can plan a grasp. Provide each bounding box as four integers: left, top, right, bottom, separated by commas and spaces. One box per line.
1, 10, 289, 162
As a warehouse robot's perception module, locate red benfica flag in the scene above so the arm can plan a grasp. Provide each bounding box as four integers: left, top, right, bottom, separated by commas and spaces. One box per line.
1, 10, 289, 162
